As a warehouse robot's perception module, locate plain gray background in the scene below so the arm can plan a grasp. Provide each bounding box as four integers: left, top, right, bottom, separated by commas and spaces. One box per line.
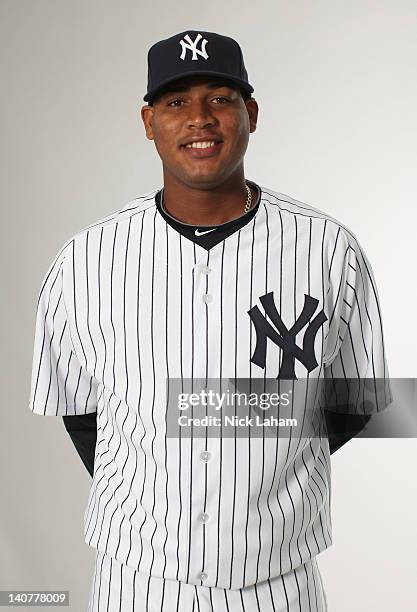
1, 1, 416, 610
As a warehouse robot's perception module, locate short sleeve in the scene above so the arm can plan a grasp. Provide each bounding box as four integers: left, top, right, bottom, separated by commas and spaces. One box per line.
28, 243, 98, 416
323, 231, 392, 415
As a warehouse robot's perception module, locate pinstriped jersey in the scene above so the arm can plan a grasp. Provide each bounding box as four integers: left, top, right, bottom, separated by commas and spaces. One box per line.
28, 183, 390, 589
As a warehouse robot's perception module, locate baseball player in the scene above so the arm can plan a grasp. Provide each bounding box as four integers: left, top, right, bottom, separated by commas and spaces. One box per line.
28, 30, 391, 612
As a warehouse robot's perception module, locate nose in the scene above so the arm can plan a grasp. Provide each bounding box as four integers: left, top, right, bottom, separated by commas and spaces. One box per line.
186, 100, 217, 129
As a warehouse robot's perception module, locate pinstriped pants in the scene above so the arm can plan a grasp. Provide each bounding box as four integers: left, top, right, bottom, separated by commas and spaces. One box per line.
87, 550, 328, 612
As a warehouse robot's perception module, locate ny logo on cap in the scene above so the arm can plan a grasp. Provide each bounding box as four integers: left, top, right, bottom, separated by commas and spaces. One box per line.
179, 33, 209, 61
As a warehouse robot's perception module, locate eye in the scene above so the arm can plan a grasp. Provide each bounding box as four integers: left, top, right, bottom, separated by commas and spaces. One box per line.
167, 98, 184, 107
212, 96, 230, 104
167, 96, 231, 107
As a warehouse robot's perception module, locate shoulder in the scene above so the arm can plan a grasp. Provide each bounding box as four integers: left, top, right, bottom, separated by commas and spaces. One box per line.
259, 184, 365, 255
57, 188, 159, 260
38, 189, 159, 291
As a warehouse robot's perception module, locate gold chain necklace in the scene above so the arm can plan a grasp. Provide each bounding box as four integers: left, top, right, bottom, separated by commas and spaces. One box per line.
244, 183, 253, 213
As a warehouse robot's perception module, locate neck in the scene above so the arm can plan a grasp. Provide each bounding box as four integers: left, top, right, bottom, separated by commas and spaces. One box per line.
161, 172, 255, 225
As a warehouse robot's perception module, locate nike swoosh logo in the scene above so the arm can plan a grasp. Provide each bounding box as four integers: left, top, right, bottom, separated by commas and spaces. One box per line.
195, 228, 218, 236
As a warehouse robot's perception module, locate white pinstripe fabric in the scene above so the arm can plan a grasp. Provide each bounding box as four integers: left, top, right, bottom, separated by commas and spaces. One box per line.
29, 183, 390, 598
87, 549, 328, 612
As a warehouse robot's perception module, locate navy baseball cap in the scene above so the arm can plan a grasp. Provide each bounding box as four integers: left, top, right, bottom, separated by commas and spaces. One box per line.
143, 30, 254, 103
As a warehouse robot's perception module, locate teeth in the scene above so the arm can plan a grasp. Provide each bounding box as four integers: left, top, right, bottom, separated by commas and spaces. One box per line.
185, 140, 217, 149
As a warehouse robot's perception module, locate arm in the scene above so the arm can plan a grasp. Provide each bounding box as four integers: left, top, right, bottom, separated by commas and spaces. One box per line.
62, 412, 97, 477
323, 228, 391, 455
324, 409, 372, 454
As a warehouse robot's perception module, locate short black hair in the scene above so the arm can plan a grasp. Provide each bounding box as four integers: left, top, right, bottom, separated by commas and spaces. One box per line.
148, 79, 253, 106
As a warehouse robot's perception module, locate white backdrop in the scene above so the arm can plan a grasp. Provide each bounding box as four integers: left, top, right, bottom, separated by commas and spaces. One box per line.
1, 1, 416, 610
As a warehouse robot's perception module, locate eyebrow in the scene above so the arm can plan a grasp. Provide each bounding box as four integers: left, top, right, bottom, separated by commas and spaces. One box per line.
160, 80, 237, 95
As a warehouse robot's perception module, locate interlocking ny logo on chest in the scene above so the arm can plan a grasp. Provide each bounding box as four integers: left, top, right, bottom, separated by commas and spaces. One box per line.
248, 292, 328, 379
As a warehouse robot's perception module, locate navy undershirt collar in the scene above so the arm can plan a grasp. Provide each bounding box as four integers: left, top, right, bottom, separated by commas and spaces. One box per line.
154, 180, 261, 250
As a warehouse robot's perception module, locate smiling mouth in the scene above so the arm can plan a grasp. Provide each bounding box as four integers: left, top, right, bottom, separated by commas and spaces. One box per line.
180, 140, 223, 157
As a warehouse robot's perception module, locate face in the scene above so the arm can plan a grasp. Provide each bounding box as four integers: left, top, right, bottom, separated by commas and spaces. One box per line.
141, 75, 258, 189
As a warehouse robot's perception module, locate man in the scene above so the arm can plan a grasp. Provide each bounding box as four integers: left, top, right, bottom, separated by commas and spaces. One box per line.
29, 30, 391, 612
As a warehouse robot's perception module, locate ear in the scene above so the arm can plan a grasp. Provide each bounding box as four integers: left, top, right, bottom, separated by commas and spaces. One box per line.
140, 105, 155, 140
245, 98, 259, 134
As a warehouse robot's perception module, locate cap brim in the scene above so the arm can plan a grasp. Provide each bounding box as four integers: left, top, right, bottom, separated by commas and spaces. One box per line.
143, 70, 254, 102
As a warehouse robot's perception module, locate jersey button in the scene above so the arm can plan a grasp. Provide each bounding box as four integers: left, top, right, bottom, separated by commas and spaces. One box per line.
202, 293, 212, 303
198, 571, 208, 581
198, 512, 209, 523
200, 265, 211, 274
200, 450, 211, 462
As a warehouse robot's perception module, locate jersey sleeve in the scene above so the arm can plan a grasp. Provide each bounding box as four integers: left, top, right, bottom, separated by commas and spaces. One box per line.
322, 230, 392, 415
28, 242, 98, 416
